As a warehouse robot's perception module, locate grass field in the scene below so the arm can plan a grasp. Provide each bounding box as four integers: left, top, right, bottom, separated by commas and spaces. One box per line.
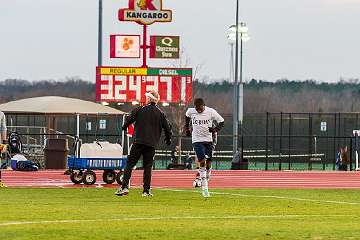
1, 187, 360, 240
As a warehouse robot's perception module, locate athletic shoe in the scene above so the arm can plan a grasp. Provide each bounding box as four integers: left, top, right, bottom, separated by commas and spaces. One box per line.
201, 178, 210, 198
115, 188, 129, 196
202, 188, 210, 198
142, 191, 153, 197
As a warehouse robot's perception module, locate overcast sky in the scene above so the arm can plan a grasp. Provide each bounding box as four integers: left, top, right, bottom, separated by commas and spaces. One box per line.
1, 0, 359, 83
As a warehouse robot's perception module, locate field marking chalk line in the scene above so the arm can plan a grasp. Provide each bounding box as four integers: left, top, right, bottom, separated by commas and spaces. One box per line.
0, 214, 355, 227
156, 188, 360, 206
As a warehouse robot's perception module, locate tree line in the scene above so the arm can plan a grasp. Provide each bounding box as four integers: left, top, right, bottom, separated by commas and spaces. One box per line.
1, 77, 360, 113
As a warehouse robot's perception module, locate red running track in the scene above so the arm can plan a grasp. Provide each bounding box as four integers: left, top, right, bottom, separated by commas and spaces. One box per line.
1, 170, 360, 189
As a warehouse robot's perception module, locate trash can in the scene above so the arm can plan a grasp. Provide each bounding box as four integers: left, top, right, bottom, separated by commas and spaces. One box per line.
44, 139, 69, 169
239, 158, 249, 170
231, 150, 241, 170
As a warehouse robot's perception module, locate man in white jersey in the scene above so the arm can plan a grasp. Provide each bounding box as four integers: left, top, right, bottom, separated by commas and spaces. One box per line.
185, 98, 224, 197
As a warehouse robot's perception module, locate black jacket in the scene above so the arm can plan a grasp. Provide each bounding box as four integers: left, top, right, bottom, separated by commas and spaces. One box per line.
123, 103, 172, 147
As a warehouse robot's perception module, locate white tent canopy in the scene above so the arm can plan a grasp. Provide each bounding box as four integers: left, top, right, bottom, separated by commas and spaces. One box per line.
0, 96, 127, 152
0, 96, 125, 115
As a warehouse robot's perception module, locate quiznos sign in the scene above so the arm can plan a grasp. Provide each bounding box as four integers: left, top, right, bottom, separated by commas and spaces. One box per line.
150, 36, 179, 59
119, 0, 172, 25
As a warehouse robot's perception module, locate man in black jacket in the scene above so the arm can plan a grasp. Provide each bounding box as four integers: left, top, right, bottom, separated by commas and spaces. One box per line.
115, 90, 172, 197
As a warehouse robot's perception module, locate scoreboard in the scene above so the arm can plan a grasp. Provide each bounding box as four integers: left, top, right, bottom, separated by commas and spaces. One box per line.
96, 67, 192, 103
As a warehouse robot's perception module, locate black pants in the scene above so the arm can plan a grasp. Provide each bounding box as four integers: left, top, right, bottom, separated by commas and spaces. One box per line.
122, 143, 155, 192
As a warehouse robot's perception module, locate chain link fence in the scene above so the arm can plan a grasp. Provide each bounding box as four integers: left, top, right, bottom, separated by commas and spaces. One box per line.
3, 112, 360, 171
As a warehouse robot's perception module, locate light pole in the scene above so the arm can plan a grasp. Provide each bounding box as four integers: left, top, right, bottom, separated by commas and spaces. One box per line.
227, 27, 237, 156
98, 0, 103, 66
228, 22, 249, 156
238, 22, 249, 132
234, 0, 240, 156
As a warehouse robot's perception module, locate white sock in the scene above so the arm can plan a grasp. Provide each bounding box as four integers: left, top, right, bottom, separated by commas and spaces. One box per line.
199, 167, 206, 179
206, 169, 212, 180
199, 167, 208, 190
196, 168, 201, 179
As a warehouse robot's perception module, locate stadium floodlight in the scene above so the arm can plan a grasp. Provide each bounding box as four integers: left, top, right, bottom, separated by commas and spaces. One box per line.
241, 34, 250, 42
228, 24, 250, 42
227, 32, 236, 42
228, 20, 250, 157
238, 22, 248, 33
228, 25, 237, 33
227, 25, 236, 43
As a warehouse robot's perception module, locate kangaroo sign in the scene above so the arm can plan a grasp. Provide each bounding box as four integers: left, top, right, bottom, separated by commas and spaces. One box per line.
119, 0, 172, 25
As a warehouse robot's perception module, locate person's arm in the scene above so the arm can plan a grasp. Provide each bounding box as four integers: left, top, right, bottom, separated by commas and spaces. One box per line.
122, 107, 141, 130
161, 112, 172, 145
185, 116, 191, 129
184, 109, 191, 136
209, 109, 225, 133
212, 132, 218, 148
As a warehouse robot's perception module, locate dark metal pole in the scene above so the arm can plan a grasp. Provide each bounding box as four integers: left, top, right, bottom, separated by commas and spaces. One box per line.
279, 112, 283, 170
333, 113, 337, 170
265, 112, 269, 170
350, 137, 353, 171
288, 113, 292, 170
308, 113, 313, 170
98, 0, 103, 66
238, 24, 244, 156
230, 43, 238, 156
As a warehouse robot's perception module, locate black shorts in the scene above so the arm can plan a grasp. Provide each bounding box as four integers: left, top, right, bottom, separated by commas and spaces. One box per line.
193, 142, 213, 161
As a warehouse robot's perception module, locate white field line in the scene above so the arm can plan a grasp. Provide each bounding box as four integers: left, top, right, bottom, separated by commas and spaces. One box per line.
0, 214, 355, 227
156, 188, 360, 205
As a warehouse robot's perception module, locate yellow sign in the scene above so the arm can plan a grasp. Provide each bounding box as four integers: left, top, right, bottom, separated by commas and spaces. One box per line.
100, 68, 147, 75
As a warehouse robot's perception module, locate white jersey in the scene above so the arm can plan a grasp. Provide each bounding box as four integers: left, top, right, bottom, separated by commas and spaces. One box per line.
186, 106, 224, 143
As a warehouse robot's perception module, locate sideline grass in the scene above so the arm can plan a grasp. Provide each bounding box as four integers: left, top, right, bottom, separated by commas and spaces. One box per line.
1, 188, 360, 240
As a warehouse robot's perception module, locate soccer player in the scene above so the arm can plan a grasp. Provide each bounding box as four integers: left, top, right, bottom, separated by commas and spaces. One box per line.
115, 90, 172, 197
185, 98, 224, 197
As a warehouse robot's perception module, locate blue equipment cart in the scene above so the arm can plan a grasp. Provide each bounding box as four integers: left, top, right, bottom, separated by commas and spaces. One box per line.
67, 115, 130, 186
67, 155, 127, 185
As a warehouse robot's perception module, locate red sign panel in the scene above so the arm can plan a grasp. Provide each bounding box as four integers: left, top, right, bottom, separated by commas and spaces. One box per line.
96, 67, 192, 104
